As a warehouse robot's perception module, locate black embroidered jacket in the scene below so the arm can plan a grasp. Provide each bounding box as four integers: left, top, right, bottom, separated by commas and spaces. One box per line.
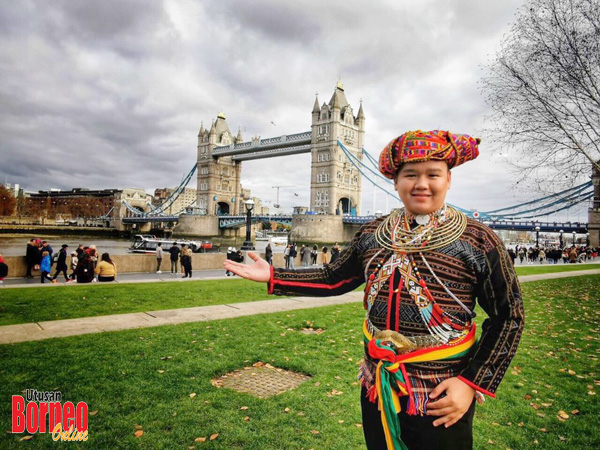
268, 217, 524, 397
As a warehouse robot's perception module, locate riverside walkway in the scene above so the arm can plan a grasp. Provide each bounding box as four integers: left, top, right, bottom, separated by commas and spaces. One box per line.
1, 269, 599, 345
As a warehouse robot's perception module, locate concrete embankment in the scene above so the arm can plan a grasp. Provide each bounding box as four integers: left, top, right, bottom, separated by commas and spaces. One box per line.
1, 252, 317, 278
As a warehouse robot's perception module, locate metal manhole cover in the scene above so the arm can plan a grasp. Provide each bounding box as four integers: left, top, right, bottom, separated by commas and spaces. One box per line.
211, 362, 311, 398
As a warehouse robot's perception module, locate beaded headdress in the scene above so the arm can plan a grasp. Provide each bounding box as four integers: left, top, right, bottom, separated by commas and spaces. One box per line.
378, 130, 480, 179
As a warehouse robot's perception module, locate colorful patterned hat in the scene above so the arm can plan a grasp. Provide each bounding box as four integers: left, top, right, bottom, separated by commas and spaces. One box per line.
378, 130, 480, 179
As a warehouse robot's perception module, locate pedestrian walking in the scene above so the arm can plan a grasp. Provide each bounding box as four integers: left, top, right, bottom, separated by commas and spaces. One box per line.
331, 243, 341, 264
301, 244, 311, 268
265, 243, 273, 266
181, 244, 192, 278
156, 243, 164, 273
40, 251, 55, 284
52, 244, 70, 282
169, 242, 180, 274
321, 245, 328, 265
311, 245, 318, 265
25, 239, 41, 279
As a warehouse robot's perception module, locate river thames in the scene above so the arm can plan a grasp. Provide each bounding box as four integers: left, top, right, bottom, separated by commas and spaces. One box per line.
0, 233, 281, 257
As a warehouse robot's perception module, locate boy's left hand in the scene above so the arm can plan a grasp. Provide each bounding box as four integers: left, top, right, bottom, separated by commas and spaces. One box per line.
426, 377, 475, 428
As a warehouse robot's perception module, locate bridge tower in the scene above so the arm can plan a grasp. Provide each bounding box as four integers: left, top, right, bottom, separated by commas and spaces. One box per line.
589, 162, 600, 247
196, 112, 243, 216
310, 82, 365, 215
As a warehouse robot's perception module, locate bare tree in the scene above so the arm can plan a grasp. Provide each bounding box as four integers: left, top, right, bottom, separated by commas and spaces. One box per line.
482, 0, 600, 190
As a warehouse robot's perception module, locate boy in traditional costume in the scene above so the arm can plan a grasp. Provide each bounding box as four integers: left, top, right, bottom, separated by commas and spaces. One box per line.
224, 130, 524, 450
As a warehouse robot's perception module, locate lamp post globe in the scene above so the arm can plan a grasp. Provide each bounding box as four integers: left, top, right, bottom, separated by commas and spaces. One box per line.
535, 225, 540, 247
241, 199, 255, 251
572, 231, 576, 247
559, 229, 564, 249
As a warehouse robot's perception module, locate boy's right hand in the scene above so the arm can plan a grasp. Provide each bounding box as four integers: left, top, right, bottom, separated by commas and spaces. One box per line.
223, 252, 271, 282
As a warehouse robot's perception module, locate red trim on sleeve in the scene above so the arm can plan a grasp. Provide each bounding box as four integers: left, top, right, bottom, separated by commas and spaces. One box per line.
457, 376, 496, 398
274, 275, 362, 291
267, 265, 275, 295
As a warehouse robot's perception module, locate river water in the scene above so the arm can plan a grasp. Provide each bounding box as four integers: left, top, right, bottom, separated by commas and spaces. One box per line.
0, 233, 282, 257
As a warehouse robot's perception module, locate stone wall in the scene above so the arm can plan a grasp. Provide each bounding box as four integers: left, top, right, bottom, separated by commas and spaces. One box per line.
2, 253, 226, 278
174, 214, 220, 237
1, 251, 328, 279
290, 214, 344, 243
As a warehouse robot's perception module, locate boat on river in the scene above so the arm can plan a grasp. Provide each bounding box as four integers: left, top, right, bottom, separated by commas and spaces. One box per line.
128, 235, 214, 254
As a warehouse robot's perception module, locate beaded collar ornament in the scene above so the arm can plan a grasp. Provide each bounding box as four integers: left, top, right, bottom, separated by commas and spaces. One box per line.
374, 204, 467, 253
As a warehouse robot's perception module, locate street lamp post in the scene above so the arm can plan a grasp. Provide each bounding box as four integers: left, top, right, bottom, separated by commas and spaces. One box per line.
241, 199, 255, 250
535, 225, 540, 247
572, 231, 577, 247
559, 229, 564, 248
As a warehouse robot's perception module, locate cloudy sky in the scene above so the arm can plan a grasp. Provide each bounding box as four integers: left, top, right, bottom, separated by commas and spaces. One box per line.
0, 0, 590, 221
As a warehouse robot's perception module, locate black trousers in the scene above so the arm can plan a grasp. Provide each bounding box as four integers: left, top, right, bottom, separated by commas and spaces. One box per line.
360, 387, 475, 450
53, 267, 69, 280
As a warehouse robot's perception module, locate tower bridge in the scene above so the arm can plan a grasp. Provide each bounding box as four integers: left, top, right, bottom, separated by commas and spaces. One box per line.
118, 81, 598, 246
192, 81, 364, 218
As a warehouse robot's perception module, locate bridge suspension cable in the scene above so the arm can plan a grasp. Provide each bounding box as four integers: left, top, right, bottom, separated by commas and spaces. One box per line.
122, 164, 198, 217
347, 141, 593, 220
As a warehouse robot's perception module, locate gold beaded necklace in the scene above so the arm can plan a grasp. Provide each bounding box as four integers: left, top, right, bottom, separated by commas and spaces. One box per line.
374, 204, 467, 253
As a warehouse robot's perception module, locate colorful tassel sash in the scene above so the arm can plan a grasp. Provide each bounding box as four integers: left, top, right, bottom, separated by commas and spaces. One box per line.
363, 321, 477, 450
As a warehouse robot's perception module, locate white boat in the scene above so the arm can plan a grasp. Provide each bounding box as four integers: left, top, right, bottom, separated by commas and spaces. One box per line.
128, 235, 214, 254
269, 236, 288, 246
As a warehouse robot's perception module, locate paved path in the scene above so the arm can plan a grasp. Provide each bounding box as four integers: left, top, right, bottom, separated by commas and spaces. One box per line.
1, 269, 599, 345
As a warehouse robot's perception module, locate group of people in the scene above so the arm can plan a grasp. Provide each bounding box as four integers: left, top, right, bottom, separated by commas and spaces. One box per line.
282, 242, 342, 268
24, 239, 117, 283
156, 242, 194, 278
507, 245, 598, 265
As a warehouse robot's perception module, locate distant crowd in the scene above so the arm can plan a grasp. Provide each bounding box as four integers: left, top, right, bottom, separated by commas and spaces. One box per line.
24, 239, 116, 284
507, 245, 598, 265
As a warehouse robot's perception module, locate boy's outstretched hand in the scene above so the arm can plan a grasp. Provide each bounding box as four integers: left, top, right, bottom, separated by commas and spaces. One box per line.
223, 252, 271, 282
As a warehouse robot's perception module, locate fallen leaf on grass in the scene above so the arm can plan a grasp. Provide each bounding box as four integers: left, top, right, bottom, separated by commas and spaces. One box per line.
559, 436, 567, 441
284, 407, 291, 413
487, 439, 495, 445
134, 430, 144, 437
571, 409, 579, 415
134, 425, 143, 430
243, 416, 250, 421
189, 393, 196, 399
19, 435, 34, 441
311, 430, 320, 435
89, 410, 98, 416
209, 433, 219, 441
557, 410, 569, 420
539, 428, 548, 433
195, 437, 206, 443
588, 391, 596, 396
240, 406, 248, 410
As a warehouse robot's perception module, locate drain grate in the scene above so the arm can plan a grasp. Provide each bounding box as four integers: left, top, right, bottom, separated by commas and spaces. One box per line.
211, 362, 311, 398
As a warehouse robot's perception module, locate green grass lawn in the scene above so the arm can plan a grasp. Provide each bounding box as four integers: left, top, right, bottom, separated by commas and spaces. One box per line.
0, 279, 272, 326
0, 275, 598, 449
514, 263, 600, 276
1, 263, 599, 327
